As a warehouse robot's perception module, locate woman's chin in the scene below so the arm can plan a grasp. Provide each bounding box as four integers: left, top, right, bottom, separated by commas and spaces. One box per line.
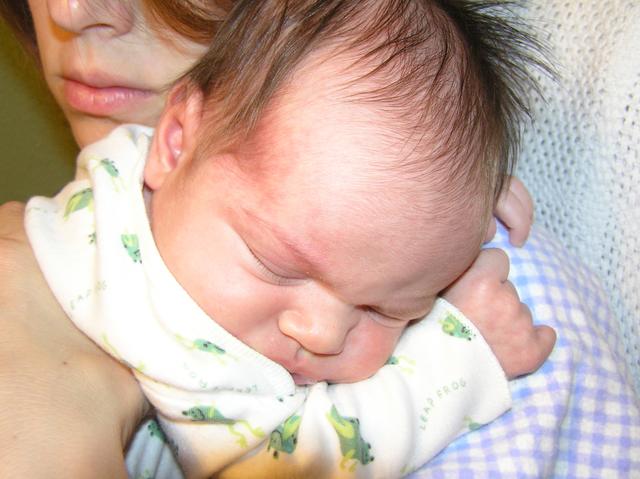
67, 114, 122, 148
64, 106, 161, 148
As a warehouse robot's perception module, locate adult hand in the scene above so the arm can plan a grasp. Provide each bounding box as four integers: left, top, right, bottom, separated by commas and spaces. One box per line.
490, 176, 534, 247
442, 248, 556, 379
0, 202, 148, 478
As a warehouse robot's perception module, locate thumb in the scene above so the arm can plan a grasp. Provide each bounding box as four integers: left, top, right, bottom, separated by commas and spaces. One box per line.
534, 325, 557, 367
470, 248, 510, 282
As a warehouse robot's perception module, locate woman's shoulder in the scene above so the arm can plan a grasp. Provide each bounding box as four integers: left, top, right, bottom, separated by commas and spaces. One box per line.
0, 201, 30, 277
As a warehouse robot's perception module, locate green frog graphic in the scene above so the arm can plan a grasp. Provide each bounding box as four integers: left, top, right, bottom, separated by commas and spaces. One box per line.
174, 335, 231, 364
121, 233, 141, 263
326, 405, 374, 471
440, 313, 475, 340
268, 415, 302, 458
90, 157, 125, 190
193, 338, 226, 355
99, 158, 119, 178
64, 187, 93, 219
147, 419, 167, 442
134, 470, 153, 479
464, 416, 484, 431
182, 405, 264, 448
385, 354, 416, 374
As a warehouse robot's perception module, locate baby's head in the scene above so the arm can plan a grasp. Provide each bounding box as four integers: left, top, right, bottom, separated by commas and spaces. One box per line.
144, 0, 541, 384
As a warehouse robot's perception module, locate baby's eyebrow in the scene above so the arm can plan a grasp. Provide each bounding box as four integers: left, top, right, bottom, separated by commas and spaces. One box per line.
240, 208, 326, 274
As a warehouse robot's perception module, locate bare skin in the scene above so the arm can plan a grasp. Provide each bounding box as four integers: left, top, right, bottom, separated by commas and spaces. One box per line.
0, 0, 549, 475
443, 247, 556, 378
493, 177, 534, 247
146, 81, 554, 384
0, 198, 553, 477
0, 202, 148, 478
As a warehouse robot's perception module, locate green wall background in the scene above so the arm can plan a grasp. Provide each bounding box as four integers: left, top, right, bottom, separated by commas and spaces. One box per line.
0, 21, 77, 204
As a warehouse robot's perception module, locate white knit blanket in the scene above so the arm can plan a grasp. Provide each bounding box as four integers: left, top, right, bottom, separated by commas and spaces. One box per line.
517, 0, 640, 392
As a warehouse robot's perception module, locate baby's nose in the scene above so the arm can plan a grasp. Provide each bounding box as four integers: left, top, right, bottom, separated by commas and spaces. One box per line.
278, 309, 354, 356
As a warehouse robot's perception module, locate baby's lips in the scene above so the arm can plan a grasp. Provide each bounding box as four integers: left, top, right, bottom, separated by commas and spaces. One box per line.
291, 373, 318, 386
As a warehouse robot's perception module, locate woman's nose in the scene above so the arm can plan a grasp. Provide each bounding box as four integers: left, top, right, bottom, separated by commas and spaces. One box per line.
46, 0, 134, 36
278, 308, 356, 356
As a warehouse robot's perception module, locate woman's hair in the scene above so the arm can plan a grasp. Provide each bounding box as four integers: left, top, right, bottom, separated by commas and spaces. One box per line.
182, 0, 549, 207
0, 0, 235, 56
145, 0, 236, 43
0, 0, 36, 55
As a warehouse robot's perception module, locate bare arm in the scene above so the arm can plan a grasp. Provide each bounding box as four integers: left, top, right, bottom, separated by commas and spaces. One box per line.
0, 202, 147, 478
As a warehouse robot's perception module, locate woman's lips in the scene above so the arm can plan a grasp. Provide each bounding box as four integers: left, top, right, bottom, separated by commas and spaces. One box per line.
63, 78, 154, 117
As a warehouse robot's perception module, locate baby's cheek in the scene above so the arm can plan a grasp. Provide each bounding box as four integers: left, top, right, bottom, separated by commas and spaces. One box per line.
370, 323, 407, 365
343, 321, 406, 381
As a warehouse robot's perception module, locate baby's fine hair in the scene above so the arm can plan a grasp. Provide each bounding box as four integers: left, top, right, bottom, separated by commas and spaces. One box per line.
183, 0, 547, 207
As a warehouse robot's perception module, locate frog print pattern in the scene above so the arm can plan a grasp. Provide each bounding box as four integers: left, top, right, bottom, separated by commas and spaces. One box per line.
99, 158, 119, 178
64, 188, 94, 219
193, 339, 226, 355
174, 335, 232, 365
440, 312, 475, 341
147, 419, 167, 443
464, 416, 484, 432
268, 415, 302, 459
88, 156, 125, 190
326, 405, 374, 471
385, 354, 416, 374
182, 405, 264, 448
121, 234, 141, 263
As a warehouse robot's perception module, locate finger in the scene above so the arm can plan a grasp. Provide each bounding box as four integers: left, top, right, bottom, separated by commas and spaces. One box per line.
507, 324, 556, 379
503, 177, 534, 246
508, 177, 534, 222
502, 278, 520, 297
534, 324, 557, 364
495, 191, 530, 247
472, 248, 510, 281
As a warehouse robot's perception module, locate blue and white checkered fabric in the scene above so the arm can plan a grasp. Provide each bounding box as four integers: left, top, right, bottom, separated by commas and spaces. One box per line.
126, 224, 640, 478
409, 224, 640, 478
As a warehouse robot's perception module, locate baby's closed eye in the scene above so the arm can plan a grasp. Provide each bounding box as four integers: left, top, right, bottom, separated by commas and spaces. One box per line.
361, 307, 413, 328
244, 241, 305, 286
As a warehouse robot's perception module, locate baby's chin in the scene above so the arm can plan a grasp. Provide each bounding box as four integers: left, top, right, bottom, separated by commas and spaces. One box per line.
285, 348, 390, 385
290, 370, 376, 386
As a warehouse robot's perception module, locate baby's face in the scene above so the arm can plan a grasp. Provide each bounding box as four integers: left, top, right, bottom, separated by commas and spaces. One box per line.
147, 63, 486, 385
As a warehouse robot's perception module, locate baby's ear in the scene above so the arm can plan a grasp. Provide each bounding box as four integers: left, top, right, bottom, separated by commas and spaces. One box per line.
144, 82, 204, 190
